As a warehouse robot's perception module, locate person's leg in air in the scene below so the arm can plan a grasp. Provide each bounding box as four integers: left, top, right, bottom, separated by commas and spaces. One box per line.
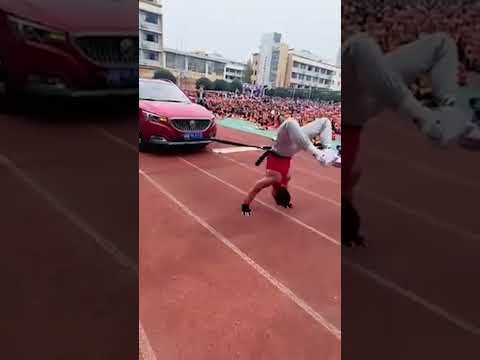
341, 32, 475, 247
343, 32, 474, 145
385, 33, 458, 107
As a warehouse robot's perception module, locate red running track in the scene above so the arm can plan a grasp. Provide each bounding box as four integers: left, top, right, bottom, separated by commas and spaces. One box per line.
0, 109, 138, 359
342, 111, 480, 359
139, 125, 341, 360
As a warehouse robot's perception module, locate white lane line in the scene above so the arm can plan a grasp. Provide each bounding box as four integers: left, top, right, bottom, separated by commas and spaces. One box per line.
139, 321, 158, 360
216, 153, 340, 207
176, 156, 480, 337
100, 128, 480, 337
212, 146, 260, 154
0, 154, 138, 274
358, 189, 480, 242
294, 167, 340, 184
345, 260, 480, 336
91, 130, 159, 359
366, 147, 480, 191
140, 169, 341, 340
93, 126, 138, 152
178, 157, 340, 246
94, 125, 341, 186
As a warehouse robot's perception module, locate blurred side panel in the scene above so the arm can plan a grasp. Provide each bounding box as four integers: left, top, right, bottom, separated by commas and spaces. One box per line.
342, 0, 480, 358
0, 0, 139, 358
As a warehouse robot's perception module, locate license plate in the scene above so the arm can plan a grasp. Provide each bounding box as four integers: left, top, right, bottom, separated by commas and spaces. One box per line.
184, 132, 203, 140
106, 69, 137, 86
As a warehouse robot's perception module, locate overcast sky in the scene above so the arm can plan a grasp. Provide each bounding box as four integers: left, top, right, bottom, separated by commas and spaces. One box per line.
162, 0, 340, 64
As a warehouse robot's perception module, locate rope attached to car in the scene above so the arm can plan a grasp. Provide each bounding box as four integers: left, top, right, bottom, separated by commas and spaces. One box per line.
210, 138, 290, 166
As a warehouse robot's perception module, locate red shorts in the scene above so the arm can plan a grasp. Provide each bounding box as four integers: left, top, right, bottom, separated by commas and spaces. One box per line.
342, 126, 362, 194
266, 153, 291, 187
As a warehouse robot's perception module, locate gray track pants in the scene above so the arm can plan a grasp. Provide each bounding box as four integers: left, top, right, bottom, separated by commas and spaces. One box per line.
342, 32, 459, 127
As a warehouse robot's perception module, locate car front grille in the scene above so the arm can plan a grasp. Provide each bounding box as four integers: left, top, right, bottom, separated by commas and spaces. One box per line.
170, 119, 211, 132
74, 36, 139, 66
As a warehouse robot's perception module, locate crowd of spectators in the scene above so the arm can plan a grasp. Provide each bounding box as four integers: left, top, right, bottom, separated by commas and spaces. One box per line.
197, 91, 341, 135
342, 0, 480, 93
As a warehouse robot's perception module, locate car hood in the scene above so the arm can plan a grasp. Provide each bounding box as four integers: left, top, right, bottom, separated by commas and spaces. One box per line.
139, 101, 213, 119
0, 0, 137, 33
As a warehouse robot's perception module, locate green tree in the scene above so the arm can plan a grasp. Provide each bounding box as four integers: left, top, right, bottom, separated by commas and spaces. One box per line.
196, 77, 213, 90
264, 87, 340, 102
230, 79, 243, 93
243, 60, 254, 84
153, 68, 177, 84
213, 79, 230, 91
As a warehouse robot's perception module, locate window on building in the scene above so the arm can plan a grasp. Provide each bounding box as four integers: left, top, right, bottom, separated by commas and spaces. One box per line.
144, 12, 159, 24
308, 66, 313, 71
291, 72, 297, 79
314, 67, 319, 72
306, 75, 311, 81
206, 61, 215, 75
212, 61, 225, 76
144, 50, 159, 61
145, 32, 158, 42
188, 57, 206, 74
166, 52, 186, 70
293, 61, 300, 68
325, 79, 331, 85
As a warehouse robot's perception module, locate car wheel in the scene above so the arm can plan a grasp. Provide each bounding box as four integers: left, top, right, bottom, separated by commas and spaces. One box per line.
0, 58, 10, 110
139, 133, 149, 152
0, 61, 20, 112
194, 143, 209, 151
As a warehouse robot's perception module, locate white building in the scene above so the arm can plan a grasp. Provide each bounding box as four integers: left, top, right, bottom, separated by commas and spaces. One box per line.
253, 32, 341, 91
157, 48, 245, 88
139, 0, 164, 69
224, 62, 246, 82
286, 49, 341, 91
256, 32, 283, 87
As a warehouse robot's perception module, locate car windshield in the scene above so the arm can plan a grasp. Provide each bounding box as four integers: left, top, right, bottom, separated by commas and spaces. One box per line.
139, 80, 191, 103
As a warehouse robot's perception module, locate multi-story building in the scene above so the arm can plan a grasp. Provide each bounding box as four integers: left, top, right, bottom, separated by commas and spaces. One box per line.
141, 47, 245, 89
285, 50, 341, 91
224, 61, 246, 82
252, 32, 341, 91
139, 0, 164, 77
256, 32, 289, 87
251, 53, 260, 85
155, 48, 244, 89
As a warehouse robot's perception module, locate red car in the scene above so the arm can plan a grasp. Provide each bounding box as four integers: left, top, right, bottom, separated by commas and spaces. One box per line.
0, 1, 138, 97
139, 79, 217, 151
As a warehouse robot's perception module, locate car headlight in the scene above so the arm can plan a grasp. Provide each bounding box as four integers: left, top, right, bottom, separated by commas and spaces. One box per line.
7, 15, 67, 44
142, 111, 168, 123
